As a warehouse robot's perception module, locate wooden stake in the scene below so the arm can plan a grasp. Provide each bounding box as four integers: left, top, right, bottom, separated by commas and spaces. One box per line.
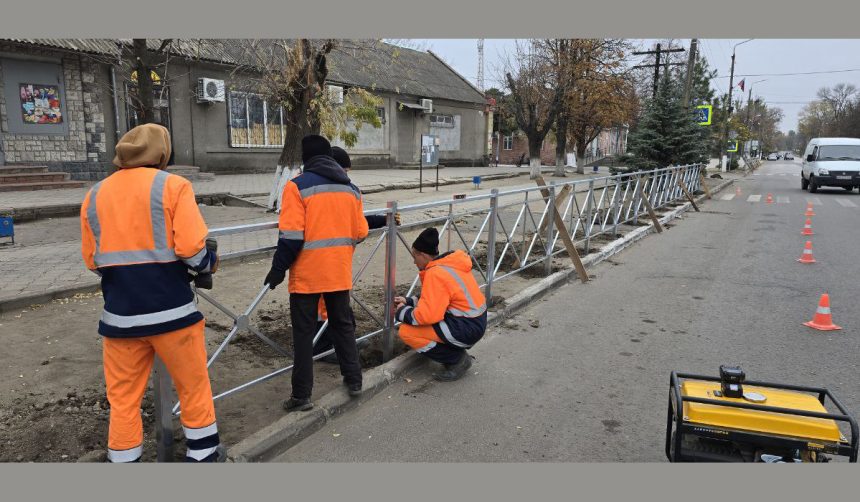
535, 177, 589, 283
699, 171, 712, 199
636, 175, 664, 233
677, 175, 700, 212
538, 184, 571, 234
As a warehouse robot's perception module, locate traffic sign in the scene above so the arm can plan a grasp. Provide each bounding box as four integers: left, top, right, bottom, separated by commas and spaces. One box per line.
695, 105, 712, 126
727, 140, 739, 153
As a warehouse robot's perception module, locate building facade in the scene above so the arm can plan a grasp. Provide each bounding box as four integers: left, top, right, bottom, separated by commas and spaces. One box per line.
0, 39, 490, 179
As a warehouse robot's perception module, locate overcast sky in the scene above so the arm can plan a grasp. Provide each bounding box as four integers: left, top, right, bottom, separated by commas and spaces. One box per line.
413, 39, 860, 133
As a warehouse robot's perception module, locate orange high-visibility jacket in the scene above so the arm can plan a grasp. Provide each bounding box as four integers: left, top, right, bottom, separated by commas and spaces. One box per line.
272, 155, 369, 294
395, 250, 487, 346
81, 167, 216, 337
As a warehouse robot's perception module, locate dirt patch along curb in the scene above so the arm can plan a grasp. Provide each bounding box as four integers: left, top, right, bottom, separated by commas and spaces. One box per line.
227, 178, 734, 462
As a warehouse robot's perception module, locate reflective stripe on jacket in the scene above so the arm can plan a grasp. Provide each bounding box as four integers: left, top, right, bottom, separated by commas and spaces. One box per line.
80, 167, 215, 337
274, 155, 369, 294
395, 249, 487, 347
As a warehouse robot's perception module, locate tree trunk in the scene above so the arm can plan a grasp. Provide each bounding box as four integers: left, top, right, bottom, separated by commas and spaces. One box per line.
528, 135, 543, 179
132, 39, 155, 125
575, 141, 588, 175
554, 117, 568, 177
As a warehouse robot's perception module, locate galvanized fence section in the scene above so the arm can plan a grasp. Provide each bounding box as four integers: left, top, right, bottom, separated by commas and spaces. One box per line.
152, 163, 703, 461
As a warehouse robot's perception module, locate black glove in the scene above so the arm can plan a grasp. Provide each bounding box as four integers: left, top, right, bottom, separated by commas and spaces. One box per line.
264, 268, 286, 290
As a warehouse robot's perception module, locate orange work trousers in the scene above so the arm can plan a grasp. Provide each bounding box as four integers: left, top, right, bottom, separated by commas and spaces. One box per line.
398, 324, 442, 351
102, 319, 216, 462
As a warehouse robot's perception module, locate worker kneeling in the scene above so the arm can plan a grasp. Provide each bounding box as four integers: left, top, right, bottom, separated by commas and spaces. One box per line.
394, 228, 486, 381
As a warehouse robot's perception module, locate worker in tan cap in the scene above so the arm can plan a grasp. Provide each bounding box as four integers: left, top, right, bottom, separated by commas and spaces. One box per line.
80, 123, 223, 462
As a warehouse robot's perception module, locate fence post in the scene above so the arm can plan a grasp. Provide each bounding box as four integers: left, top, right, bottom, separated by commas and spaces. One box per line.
153, 356, 175, 462
633, 176, 642, 225
545, 183, 556, 276
484, 189, 499, 303
584, 180, 594, 254
382, 201, 397, 362
611, 177, 621, 237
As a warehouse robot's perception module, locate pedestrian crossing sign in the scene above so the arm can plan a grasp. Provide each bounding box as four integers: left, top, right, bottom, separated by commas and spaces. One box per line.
727, 140, 738, 152
696, 105, 712, 126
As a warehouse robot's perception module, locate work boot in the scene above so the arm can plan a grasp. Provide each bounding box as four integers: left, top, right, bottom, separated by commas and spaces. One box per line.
283, 397, 313, 412
433, 352, 473, 382
346, 382, 362, 398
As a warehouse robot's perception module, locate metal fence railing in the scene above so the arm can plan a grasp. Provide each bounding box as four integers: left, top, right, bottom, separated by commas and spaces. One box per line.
152, 163, 705, 460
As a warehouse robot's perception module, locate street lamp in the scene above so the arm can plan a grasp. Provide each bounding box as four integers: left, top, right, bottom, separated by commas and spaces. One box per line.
722, 39, 754, 172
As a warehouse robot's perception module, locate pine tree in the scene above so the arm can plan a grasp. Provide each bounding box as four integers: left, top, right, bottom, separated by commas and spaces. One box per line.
627, 73, 708, 170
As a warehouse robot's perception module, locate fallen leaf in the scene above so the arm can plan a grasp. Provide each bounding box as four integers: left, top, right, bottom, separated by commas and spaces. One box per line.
516, 426, 522, 429
332, 433, 341, 438
405, 378, 412, 383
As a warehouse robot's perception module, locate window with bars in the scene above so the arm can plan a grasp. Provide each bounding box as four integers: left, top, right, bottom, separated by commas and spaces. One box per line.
429, 114, 454, 128
228, 91, 284, 147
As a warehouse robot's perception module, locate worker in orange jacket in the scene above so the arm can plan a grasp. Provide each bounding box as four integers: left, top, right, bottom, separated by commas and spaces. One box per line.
312, 146, 399, 364
264, 135, 369, 412
80, 124, 222, 462
395, 228, 487, 381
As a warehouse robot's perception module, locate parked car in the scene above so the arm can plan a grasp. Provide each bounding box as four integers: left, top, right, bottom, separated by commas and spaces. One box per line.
766, 153, 779, 161
801, 137, 860, 193
784, 152, 794, 160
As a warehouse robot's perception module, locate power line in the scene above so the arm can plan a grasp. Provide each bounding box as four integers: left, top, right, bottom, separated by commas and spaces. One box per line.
714, 68, 860, 78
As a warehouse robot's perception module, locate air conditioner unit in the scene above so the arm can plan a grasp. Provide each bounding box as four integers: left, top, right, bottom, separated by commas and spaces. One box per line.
420, 99, 433, 113
327, 85, 344, 104
197, 78, 225, 103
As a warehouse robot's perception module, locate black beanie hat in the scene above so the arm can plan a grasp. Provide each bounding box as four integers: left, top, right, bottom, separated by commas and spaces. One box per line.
331, 146, 351, 168
301, 134, 333, 163
412, 227, 439, 256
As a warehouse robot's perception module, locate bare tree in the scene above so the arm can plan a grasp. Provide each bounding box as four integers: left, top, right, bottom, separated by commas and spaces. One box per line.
539, 39, 635, 176
501, 40, 564, 179
817, 83, 857, 124
230, 39, 389, 209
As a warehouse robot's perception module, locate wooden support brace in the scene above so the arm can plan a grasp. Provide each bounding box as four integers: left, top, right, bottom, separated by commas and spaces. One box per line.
698, 171, 712, 199
636, 175, 664, 233
535, 177, 589, 283
677, 176, 700, 212
538, 184, 572, 234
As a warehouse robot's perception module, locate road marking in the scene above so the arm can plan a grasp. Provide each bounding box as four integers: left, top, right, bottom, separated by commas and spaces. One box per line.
779, 173, 787, 176
747, 194, 761, 202
805, 197, 822, 206
721, 194, 736, 201
835, 198, 858, 208
766, 173, 774, 176
777, 196, 790, 203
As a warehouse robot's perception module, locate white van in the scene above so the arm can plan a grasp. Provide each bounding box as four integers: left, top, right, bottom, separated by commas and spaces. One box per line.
801, 137, 860, 193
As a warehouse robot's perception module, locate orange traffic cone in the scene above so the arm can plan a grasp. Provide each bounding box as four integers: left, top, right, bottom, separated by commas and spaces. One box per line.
803, 294, 841, 331
805, 203, 816, 217
766, 193, 774, 204
797, 241, 816, 264
801, 218, 814, 236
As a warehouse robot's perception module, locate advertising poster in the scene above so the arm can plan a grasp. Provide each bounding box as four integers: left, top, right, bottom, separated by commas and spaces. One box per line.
20, 83, 63, 124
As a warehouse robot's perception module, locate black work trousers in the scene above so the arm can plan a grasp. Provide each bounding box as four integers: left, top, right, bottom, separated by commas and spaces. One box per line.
290, 290, 361, 399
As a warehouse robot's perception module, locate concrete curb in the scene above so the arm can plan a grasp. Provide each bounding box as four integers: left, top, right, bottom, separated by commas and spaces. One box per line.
226, 177, 735, 462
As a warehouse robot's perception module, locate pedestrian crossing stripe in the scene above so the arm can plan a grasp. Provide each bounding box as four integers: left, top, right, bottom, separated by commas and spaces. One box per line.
777, 196, 789, 203
747, 195, 761, 202
721, 194, 736, 201
805, 197, 823, 206
836, 198, 858, 208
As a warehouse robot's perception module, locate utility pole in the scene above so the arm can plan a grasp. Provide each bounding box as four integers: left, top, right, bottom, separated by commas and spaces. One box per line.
633, 43, 685, 99
682, 38, 698, 108
722, 39, 753, 172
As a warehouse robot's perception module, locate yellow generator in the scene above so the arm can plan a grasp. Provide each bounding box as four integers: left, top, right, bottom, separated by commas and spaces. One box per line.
666, 367, 858, 462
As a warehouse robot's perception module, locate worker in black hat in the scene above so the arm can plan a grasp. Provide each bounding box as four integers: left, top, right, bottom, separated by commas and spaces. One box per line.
393, 228, 487, 381
311, 146, 400, 364
265, 134, 369, 411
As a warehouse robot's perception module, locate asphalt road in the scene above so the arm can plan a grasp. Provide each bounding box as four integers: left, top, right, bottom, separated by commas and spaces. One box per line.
274, 160, 860, 462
